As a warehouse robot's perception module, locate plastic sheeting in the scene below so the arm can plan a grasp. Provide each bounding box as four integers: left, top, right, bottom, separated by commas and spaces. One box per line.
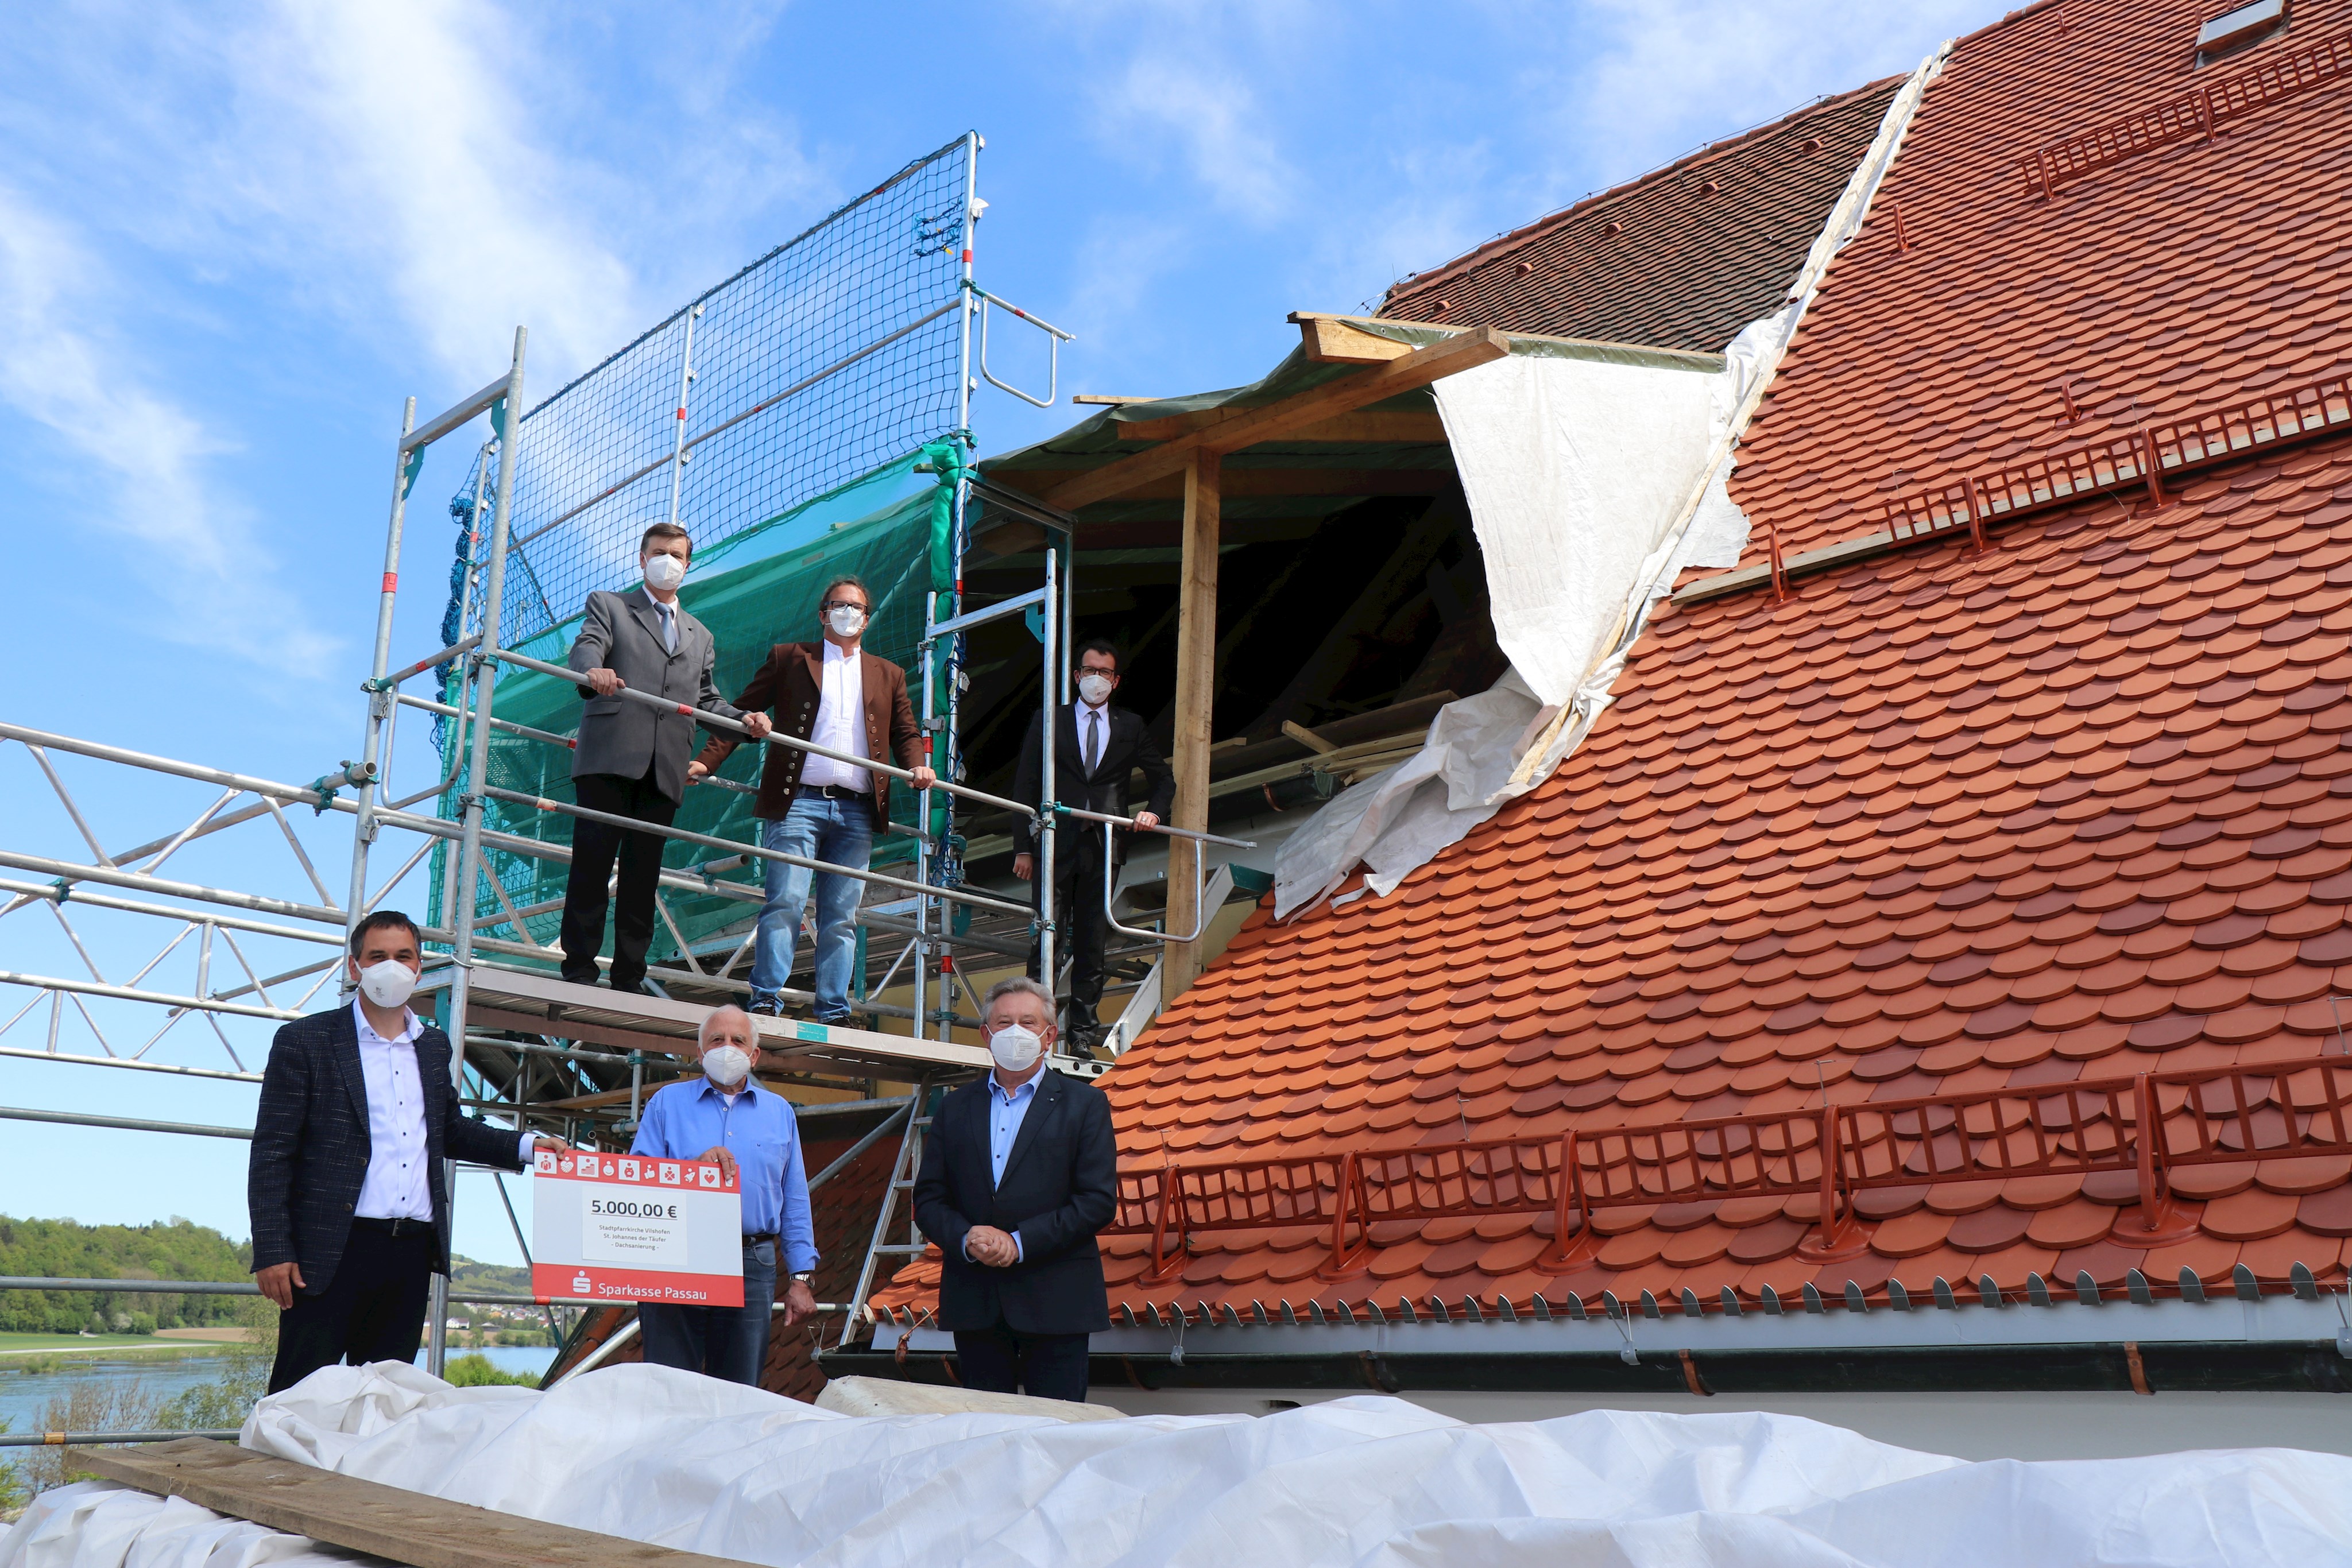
9, 1366, 2351, 1567
1272, 670, 1543, 920
1432, 347, 1736, 710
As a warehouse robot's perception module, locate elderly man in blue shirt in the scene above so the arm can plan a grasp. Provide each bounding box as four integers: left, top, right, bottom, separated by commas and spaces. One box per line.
629, 1003, 817, 1384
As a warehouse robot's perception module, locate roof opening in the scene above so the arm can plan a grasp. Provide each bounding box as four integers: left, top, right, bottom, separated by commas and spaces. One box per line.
2196, 0, 2286, 65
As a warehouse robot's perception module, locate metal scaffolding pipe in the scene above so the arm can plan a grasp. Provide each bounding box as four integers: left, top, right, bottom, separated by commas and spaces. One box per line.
0, 1044, 261, 1083
1, 1431, 242, 1448
0, 1277, 644, 1310
0, 723, 338, 812
0, 1106, 253, 1140
0, 877, 346, 947
0, 850, 347, 930
0, 969, 302, 1023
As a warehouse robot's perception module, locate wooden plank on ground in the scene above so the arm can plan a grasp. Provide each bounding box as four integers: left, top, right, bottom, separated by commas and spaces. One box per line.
75, 1438, 744, 1568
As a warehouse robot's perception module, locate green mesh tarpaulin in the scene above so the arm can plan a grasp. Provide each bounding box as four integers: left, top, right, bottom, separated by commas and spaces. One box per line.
428, 452, 954, 970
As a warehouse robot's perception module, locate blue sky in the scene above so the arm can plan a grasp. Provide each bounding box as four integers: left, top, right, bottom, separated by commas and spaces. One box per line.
0, 1, 1978, 1266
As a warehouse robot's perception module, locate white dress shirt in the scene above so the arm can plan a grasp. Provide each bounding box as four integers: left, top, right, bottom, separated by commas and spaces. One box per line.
350, 999, 534, 1220
1077, 695, 1110, 779
800, 640, 871, 792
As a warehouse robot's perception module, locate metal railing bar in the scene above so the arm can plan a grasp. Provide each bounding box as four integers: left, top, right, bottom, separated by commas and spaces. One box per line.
401, 374, 509, 453
474, 784, 1029, 919
1051, 802, 1255, 850
923, 588, 1046, 643
485, 648, 1035, 819
394, 691, 578, 756
366, 634, 485, 692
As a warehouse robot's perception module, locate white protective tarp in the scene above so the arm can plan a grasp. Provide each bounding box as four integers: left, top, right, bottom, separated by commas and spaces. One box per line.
8, 1365, 2352, 1568
1432, 344, 1741, 711
1270, 315, 1774, 921
1265, 42, 1964, 921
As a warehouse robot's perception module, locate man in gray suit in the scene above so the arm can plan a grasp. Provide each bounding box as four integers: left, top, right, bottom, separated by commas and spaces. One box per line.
559, 522, 769, 993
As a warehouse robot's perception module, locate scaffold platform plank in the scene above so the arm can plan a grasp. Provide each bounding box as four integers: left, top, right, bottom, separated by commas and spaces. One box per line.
75, 1438, 742, 1568
421, 965, 991, 1075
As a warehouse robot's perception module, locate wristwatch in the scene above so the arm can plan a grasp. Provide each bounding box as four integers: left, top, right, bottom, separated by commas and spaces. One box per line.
791, 1271, 814, 1286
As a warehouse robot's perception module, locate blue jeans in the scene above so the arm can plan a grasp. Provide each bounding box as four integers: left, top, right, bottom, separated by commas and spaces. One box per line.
751, 793, 872, 1019
637, 1238, 775, 1385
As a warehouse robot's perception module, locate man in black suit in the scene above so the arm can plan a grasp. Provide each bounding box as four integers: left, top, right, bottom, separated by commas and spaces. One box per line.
249, 911, 567, 1392
1012, 639, 1175, 1054
911, 976, 1116, 1401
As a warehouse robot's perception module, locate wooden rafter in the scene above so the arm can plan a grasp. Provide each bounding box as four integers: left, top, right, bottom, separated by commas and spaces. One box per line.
1040, 328, 1506, 512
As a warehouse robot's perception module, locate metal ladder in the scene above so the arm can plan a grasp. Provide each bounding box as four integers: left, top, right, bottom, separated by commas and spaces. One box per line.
844, 1075, 933, 1339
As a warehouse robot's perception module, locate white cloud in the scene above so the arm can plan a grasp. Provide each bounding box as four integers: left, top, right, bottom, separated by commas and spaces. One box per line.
1550, 0, 1978, 196
1097, 52, 1297, 224
0, 185, 335, 669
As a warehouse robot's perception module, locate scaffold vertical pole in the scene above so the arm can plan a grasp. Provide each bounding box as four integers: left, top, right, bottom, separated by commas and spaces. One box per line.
347, 396, 420, 942
1038, 547, 1059, 1002
436, 326, 529, 1376
664, 304, 701, 530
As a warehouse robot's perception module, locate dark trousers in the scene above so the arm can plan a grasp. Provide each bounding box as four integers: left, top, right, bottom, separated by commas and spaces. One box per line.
638, 1239, 776, 1385
954, 1326, 1091, 1403
1026, 830, 1109, 1040
560, 765, 680, 989
267, 1219, 434, 1394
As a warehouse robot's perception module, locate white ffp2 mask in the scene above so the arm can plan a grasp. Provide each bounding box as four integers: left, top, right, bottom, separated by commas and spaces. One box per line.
826, 605, 866, 638
643, 553, 687, 592
702, 1045, 751, 1087
1077, 673, 1113, 706
988, 1024, 1043, 1074
357, 959, 418, 1009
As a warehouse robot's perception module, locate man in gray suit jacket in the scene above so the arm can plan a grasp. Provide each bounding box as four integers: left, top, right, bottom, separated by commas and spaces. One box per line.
559, 522, 769, 992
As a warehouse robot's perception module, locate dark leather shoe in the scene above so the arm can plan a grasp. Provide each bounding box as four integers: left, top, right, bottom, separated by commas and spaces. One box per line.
748, 996, 785, 1017
609, 978, 655, 997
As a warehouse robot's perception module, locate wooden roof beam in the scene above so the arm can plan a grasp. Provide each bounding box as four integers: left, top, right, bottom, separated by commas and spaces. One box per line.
1040, 327, 1504, 512
985, 467, 1454, 501
1113, 409, 1446, 444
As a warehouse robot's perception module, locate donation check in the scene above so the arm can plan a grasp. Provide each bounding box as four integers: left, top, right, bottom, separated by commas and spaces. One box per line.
531, 1148, 744, 1306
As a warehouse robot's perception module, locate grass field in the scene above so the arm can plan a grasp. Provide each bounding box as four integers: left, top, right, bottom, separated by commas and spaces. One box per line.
0, 1333, 231, 1359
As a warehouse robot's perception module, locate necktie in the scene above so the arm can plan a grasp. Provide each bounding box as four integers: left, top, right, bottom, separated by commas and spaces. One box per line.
657, 603, 676, 655
1084, 710, 1101, 775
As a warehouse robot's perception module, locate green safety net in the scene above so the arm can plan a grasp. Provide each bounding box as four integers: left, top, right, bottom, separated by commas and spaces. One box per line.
427, 448, 966, 970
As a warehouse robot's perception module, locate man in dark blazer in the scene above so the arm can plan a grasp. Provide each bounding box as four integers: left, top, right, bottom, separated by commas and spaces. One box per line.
1012, 639, 1175, 1054
688, 574, 931, 1021
560, 522, 767, 993
249, 911, 566, 1392
911, 976, 1116, 1401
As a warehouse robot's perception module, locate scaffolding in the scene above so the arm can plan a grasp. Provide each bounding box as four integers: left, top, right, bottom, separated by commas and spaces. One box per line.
0, 130, 1247, 1396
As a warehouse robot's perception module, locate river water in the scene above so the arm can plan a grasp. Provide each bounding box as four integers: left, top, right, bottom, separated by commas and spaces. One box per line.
0, 1346, 559, 1439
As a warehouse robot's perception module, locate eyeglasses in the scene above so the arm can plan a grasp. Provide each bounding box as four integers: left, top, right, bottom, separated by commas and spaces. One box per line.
821, 600, 866, 614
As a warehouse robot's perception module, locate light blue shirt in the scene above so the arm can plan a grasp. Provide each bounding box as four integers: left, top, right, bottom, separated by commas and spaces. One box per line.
970, 1065, 1045, 1263
630, 1076, 817, 1273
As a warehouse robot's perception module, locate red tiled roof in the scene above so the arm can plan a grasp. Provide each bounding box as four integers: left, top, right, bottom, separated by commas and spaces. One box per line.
873, 0, 2352, 1333
1377, 78, 1902, 353
1731, 3, 2352, 567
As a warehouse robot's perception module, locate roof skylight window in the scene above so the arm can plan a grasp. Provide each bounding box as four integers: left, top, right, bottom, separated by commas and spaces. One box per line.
2196, 0, 2286, 65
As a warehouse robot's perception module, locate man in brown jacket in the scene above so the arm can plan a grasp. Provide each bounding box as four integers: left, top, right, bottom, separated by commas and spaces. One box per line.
689, 575, 931, 1020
